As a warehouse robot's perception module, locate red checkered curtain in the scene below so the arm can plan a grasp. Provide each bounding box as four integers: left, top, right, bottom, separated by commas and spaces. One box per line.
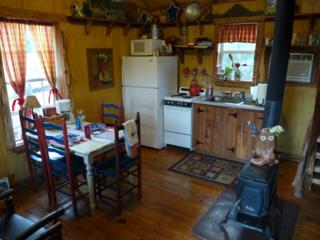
28, 24, 61, 104
218, 23, 257, 43
0, 20, 26, 111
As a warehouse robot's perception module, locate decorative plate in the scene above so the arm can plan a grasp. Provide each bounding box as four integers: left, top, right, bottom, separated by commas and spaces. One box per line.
183, 2, 201, 22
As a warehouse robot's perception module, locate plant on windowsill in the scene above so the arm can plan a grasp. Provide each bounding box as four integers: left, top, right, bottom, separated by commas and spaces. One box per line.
219, 66, 233, 80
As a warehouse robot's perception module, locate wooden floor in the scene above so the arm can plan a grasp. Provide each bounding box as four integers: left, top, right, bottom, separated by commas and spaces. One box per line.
12, 147, 320, 240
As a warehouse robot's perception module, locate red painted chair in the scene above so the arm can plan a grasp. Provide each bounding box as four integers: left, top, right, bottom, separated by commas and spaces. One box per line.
37, 116, 87, 216
94, 112, 142, 214
100, 99, 124, 127
19, 109, 54, 206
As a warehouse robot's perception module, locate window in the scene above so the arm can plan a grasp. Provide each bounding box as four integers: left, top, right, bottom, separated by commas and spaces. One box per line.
0, 22, 57, 147
4, 28, 51, 144
215, 23, 259, 83
217, 42, 256, 81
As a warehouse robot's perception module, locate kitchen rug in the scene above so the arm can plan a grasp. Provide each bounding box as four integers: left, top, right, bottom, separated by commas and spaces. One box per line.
169, 152, 243, 185
193, 185, 299, 240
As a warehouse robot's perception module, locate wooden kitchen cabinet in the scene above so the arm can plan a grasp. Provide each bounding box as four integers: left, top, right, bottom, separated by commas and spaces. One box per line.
213, 107, 239, 158
193, 103, 264, 161
193, 104, 214, 153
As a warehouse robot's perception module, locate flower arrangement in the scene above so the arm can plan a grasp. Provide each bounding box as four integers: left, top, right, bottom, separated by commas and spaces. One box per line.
248, 121, 284, 141
228, 54, 247, 80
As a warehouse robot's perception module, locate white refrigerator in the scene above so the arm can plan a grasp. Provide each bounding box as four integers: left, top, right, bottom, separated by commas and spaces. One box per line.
122, 56, 177, 149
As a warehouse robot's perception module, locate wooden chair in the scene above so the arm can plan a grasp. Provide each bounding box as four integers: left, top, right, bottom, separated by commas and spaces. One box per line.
19, 109, 53, 206
94, 112, 142, 214
100, 99, 124, 127
0, 189, 65, 240
37, 116, 87, 216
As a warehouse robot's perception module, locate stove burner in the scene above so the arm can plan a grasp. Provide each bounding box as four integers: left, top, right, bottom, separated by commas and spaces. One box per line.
171, 93, 188, 98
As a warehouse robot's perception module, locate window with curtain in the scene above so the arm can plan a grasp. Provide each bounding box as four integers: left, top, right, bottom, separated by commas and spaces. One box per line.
0, 20, 64, 148
216, 23, 258, 82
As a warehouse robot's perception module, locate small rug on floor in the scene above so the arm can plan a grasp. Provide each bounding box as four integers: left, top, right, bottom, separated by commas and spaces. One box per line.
193, 186, 299, 240
169, 152, 243, 185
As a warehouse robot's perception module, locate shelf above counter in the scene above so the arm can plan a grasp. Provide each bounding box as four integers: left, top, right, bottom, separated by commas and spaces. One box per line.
173, 45, 213, 64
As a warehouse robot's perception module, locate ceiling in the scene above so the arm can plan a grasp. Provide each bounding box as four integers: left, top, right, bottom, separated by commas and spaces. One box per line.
133, 0, 212, 11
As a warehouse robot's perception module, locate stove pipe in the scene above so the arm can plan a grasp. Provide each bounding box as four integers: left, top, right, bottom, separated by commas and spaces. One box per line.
263, 0, 295, 128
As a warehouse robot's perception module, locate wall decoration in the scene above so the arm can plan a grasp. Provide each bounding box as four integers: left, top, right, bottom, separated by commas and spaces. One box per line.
166, 1, 180, 22
183, 2, 202, 22
89, 0, 125, 20
87, 48, 114, 91
211, 4, 264, 18
265, 0, 276, 15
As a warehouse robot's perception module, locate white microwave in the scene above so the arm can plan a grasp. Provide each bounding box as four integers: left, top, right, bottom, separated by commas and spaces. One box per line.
130, 39, 162, 56
286, 53, 314, 83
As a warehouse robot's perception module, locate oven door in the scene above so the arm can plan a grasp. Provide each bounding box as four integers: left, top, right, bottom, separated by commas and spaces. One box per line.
164, 105, 192, 135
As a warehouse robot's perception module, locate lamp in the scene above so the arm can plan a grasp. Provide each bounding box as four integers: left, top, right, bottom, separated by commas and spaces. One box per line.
24, 95, 41, 109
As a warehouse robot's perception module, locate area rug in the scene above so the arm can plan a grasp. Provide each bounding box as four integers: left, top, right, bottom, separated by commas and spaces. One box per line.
193, 186, 299, 240
169, 153, 243, 185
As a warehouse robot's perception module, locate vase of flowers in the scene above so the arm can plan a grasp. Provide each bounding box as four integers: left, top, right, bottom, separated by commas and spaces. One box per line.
228, 54, 247, 81
234, 63, 242, 80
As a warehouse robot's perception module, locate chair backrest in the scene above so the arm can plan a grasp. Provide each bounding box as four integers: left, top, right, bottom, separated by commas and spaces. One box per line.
19, 108, 43, 165
0, 189, 65, 240
100, 99, 124, 127
37, 116, 73, 178
114, 112, 141, 174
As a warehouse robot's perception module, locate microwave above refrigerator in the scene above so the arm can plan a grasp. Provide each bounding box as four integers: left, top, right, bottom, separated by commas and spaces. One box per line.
286, 53, 314, 83
130, 39, 162, 56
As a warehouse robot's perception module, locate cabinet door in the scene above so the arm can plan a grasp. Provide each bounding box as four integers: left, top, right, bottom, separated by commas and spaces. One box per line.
236, 110, 264, 161
193, 104, 213, 153
214, 107, 239, 158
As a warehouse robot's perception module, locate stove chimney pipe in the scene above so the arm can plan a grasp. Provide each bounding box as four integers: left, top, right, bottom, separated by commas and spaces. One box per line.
263, 0, 295, 128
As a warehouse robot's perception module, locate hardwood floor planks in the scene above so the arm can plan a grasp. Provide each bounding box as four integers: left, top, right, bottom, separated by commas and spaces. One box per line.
9, 146, 320, 240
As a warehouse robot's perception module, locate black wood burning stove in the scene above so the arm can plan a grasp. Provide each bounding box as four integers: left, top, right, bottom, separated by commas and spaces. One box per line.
222, 162, 280, 238
237, 162, 279, 218
221, 0, 295, 239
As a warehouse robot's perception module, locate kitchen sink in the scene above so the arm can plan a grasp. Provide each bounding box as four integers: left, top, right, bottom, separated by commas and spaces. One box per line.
206, 96, 245, 104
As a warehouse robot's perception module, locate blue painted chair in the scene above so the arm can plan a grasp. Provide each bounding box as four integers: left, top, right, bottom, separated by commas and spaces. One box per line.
100, 99, 124, 127
94, 112, 142, 214
19, 109, 54, 206
37, 116, 87, 216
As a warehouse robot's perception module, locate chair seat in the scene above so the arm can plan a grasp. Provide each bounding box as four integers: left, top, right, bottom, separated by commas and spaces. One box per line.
0, 214, 46, 240
95, 153, 137, 177
49, 154, 86, 177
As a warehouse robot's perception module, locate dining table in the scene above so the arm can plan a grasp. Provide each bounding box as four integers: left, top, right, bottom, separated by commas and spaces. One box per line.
59, 123, 118, 215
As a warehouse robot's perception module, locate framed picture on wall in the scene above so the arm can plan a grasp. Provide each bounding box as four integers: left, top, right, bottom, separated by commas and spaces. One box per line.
87, 48, 114, 91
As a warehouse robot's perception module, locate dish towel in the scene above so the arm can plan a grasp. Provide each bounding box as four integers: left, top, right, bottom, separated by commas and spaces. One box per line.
123, 119, 139, 158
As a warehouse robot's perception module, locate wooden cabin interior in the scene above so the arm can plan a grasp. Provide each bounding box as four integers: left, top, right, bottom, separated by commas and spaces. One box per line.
0, 0, 320, 239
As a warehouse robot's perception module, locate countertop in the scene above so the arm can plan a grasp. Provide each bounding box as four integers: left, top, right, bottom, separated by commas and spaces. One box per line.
192, 96, 265, 111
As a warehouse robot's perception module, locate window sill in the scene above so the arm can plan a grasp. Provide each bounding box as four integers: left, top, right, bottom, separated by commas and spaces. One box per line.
214, 80, 256, 88
8, 144, 25, 154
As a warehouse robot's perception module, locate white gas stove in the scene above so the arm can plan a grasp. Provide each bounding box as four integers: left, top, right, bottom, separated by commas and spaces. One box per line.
164, 87, 204, 149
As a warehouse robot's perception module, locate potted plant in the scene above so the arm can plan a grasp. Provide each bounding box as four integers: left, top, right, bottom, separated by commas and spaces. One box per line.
220, 66, 233, 80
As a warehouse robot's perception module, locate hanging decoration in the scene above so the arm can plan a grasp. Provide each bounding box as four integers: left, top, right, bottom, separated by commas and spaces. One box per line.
165, 1, 180, 22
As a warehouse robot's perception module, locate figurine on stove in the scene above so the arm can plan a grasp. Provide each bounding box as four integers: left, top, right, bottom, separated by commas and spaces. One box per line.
248, 123, 284, 166
189, 78, 201, 96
